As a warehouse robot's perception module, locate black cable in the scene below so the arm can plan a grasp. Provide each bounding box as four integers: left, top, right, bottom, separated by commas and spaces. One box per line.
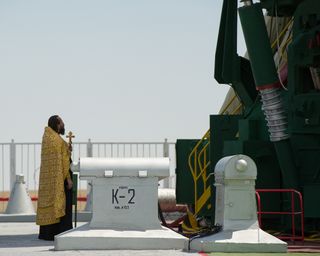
187, 225, 222, 251
158, 202, 168, 227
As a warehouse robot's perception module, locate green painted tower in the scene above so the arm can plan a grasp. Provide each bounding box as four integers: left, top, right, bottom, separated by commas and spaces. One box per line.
176, 0, 320, 234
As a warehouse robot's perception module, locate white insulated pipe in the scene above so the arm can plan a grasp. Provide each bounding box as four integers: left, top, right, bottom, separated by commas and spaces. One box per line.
78, 157, 170, 180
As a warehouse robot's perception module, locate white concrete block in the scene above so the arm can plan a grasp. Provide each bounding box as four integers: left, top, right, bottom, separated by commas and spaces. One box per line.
55, 224, 188, 250
190, 229, 287, 252
54, 157, 188, 251
89, 177, 160, 230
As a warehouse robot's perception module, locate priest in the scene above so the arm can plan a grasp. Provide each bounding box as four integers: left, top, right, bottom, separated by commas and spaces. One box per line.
36, 115, 73, 240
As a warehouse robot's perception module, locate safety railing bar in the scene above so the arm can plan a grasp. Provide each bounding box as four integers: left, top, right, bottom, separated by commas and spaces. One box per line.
27, 145, 30, 189
231, 104, 242, 115
0, 142, 175, 145
204, 165, 213, 182
256, 189, 301, 193
5, 143, 41, 145
277, 236, 304, 241
188, 130, 210, 177
197, 141, 210, 173
0, 140, 176, 201
255, 189, 304, 242
196, 167, 208, 180
20, 145, 23, 174
220, 94, 237, 114
256, 211, 303, 215
188, 130, 210, 212
78, 144, 81, 159
1, 145, 4, 196
291, 191, 296, 238
196, 152, 210, 180
189, 130, 210, 161
33, 145, 38, 191
187, 152, 196, 178
196, 155, 210, 176
74, 142, 175, 145
255, 191, 262, 228
129, 144, 132, 157
299, 192, 305, 241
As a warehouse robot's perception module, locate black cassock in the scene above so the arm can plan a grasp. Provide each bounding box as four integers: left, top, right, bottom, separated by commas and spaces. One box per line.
38, 170, 73, 241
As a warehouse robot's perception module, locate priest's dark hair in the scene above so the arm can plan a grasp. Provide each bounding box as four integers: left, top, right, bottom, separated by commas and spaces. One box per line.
48, 115, 60, 133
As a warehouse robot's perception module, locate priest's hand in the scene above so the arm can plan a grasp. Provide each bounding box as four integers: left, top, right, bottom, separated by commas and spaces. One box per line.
66, 178, 73, 190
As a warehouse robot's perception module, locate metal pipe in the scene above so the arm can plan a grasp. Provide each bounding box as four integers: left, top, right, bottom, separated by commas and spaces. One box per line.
260, 88, 289, 141
10, 139, 16, 192
238, 4, 290, 142
158, 188, 187, 212
239, 3, 299, 189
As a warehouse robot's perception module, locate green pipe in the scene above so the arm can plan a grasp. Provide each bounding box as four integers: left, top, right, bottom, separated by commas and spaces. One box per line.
238, 3, 279, 88
239, 3, 299, 189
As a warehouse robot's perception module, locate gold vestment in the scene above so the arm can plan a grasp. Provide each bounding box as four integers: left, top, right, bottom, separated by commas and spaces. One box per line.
36, 127, 71, 226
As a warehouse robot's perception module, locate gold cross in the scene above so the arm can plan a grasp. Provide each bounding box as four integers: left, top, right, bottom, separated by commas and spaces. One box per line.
66, 131, 75, 145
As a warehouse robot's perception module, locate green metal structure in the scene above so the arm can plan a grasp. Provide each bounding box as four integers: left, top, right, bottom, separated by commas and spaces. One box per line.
176, 0, 320, 232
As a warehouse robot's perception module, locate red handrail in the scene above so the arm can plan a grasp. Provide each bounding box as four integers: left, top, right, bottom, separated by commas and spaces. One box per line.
255, 189, 304, 242
0, 196, 87, 202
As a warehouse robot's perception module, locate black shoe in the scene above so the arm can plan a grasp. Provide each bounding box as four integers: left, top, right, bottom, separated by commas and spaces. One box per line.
38, 234, 54, 241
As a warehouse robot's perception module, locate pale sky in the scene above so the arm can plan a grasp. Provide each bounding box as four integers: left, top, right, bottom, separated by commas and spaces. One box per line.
0, 0, 246, 142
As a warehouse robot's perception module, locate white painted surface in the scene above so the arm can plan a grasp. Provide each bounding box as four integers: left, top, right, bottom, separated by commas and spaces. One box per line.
190, 155, 287, 252
90, 177, 160, 229
79, 157, 170, 180
55, 224, 187, 250
214, 155, 257, 230
5, 175, 35, 214
0, 212, 92, 222
0, 222, 194, 256
55, 157, 187, 250
190, 229, 287, 252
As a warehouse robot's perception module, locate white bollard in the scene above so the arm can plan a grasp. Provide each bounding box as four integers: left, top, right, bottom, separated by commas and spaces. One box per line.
190, 154, 287, 253
5, 174, 35, 214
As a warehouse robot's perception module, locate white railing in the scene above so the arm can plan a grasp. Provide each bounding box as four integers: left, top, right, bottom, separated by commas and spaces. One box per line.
0, 139, 176, 196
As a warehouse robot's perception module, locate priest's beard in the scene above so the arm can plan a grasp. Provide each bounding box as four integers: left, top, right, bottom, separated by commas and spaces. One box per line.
59, 127, 65, 135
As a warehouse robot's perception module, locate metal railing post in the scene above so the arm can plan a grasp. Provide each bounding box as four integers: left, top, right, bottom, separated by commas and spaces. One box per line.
9, 139, 16, 192
86, 139, 93, 157
163, 138, 170, 188
85, 139, 93, 211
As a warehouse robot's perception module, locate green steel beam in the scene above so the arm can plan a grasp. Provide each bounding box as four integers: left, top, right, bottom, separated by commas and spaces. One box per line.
214, 0, 256, 108
239, 3, 279, 88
